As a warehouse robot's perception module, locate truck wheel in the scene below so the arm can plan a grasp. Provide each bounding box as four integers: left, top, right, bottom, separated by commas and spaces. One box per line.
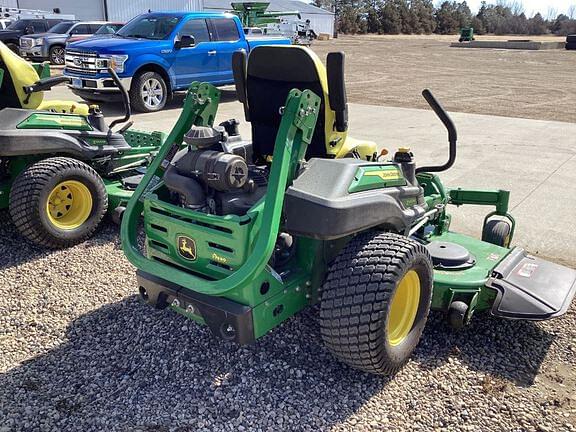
320, 232, 433, 375
6, 43, 18, 54
9, 157, 108, 249
482, 219, 511, 248
49, 45, 65, 65
130, 71, 168, 112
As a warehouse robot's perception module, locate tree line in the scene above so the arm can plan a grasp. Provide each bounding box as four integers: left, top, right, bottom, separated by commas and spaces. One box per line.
312, 0, 576, 36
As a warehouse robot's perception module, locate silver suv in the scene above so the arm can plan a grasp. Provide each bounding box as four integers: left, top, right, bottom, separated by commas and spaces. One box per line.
20, 21, 121, 65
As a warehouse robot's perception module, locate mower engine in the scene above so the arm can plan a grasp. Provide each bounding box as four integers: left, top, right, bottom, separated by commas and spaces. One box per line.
163, 121, 267, 216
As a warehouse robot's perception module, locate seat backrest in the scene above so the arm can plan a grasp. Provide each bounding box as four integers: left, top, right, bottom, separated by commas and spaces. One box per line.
0, 42, 43, 110
234, 45, 348, 162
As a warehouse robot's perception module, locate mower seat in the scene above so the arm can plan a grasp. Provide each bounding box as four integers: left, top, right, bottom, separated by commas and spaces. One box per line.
233, 45, 376, 162
0, 42, 89, 115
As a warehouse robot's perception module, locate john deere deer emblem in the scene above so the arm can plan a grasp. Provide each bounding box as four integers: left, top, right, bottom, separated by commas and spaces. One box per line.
177, 236, 197, 261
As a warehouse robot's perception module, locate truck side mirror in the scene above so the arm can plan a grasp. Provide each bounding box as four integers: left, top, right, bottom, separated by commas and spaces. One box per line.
326, 52, 348, 133
175, 34, 195, 49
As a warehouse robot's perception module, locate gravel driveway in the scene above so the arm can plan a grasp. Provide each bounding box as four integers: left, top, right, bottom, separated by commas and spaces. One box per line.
1, 215, 575, 431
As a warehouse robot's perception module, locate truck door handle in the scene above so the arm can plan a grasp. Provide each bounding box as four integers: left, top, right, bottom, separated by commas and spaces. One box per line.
208, 50, 217, 56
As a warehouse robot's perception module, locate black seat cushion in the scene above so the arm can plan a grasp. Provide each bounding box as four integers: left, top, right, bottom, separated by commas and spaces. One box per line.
0, 61, 22, 110
246, 47, 328, 161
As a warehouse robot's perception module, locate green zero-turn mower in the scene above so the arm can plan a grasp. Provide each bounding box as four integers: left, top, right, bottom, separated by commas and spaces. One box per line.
121, 45, 576, 375
0, 41, 197, 248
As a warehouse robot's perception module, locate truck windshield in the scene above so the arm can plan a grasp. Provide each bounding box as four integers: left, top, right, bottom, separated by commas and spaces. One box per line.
6, 20, 30, 30
116, 16, 181, 40
47, 22, 75, 33
96, 23, 123, 34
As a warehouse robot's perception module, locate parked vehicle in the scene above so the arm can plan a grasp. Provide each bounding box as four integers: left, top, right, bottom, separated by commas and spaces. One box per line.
0, 19, 12, 30
244, 26, 264, 36
20, 21, 123, 65
64, 12, 290, 112
0, 17, 70, 52
90, 22, 124, 38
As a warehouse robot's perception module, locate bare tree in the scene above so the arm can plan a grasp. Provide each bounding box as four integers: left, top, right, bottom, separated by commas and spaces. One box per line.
568, 4, 576, 19
505, 0, 525, 15
546, 6, 557, 20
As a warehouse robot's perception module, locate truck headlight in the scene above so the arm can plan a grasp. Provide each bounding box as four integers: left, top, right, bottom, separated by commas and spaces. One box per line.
97, 54, 128, 73
34, 38, 44, 46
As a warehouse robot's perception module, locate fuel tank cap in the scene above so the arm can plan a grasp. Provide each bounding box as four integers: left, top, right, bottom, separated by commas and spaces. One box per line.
426, 241, 476, 270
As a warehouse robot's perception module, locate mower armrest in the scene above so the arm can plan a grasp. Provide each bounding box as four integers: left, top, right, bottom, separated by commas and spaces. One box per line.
24, 76, 71, 95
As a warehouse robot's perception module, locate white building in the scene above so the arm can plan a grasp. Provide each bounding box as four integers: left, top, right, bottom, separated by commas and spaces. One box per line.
204, 0, 334, 35
0, 0, 203, 22
0, 0, 333, 34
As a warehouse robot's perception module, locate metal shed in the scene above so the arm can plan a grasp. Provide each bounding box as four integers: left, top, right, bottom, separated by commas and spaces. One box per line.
0, 0, 203, 22
204, 0, 334, 35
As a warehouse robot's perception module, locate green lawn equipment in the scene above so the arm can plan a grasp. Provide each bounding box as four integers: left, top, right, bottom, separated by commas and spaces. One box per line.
0, 41, 178, 248
459, 27, 475, 42
121, 46, 576, 375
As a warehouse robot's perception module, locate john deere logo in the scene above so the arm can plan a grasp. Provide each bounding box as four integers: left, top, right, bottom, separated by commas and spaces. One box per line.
177, 236, 197, 261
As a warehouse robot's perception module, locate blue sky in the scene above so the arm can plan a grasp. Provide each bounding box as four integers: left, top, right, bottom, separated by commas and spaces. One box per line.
461, 1, 576, 17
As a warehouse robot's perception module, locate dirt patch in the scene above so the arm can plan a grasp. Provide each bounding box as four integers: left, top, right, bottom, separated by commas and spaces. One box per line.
312, 34, 575, 123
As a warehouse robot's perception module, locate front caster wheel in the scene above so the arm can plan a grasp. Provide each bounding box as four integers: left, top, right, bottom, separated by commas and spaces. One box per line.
320, 232, 434, 375
9, 157, 108, 248
447, 301, 470, 329
482, 219, 511, 248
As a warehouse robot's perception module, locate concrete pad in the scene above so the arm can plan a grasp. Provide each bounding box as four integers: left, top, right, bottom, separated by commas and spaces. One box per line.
45, 87, 576, 266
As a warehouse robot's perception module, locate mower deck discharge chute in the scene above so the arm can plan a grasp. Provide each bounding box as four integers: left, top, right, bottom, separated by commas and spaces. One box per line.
121, 46, 576, 375
0, 41, 220, 248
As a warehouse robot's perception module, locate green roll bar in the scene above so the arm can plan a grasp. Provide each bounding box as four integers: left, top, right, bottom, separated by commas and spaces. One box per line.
121, 86, 321, 296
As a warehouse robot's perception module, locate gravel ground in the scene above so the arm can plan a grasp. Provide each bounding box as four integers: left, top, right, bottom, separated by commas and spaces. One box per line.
2, 34, 576, 430
1, 215, 576, 431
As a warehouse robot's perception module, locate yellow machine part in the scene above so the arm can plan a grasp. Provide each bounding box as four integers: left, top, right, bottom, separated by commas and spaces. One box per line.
289, 46, 378, 160
0, 42, 89, 115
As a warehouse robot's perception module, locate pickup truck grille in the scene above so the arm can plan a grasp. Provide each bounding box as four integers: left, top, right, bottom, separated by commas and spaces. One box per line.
65, 49, 99, 76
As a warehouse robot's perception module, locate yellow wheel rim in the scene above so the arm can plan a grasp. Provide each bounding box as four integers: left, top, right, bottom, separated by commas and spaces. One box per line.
387, 270, 421, 346
46, 180, 93, 230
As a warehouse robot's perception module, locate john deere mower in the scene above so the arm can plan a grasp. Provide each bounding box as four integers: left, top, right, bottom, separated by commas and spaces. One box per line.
0, 42, 217, 248
121, 46, 576, 375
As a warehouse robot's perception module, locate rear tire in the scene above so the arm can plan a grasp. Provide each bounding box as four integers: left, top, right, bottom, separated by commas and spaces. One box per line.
482, 219, 511, 248
320, 232, 433, 375
9, 157, 108, 248
130, 71, 168, 113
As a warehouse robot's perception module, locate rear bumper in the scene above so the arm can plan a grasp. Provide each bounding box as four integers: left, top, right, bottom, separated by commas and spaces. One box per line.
136, 270, 255, 344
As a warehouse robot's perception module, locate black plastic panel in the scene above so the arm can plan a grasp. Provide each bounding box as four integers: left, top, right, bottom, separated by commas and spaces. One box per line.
136, 270, 255, 344
284, 158, 426, 240
486, 248, 576, 320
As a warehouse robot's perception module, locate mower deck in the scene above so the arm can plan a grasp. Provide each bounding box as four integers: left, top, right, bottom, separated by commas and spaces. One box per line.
425, 230, 576, 319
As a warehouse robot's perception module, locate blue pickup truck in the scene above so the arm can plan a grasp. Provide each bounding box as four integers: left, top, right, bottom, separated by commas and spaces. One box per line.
64, 12, 290, 112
